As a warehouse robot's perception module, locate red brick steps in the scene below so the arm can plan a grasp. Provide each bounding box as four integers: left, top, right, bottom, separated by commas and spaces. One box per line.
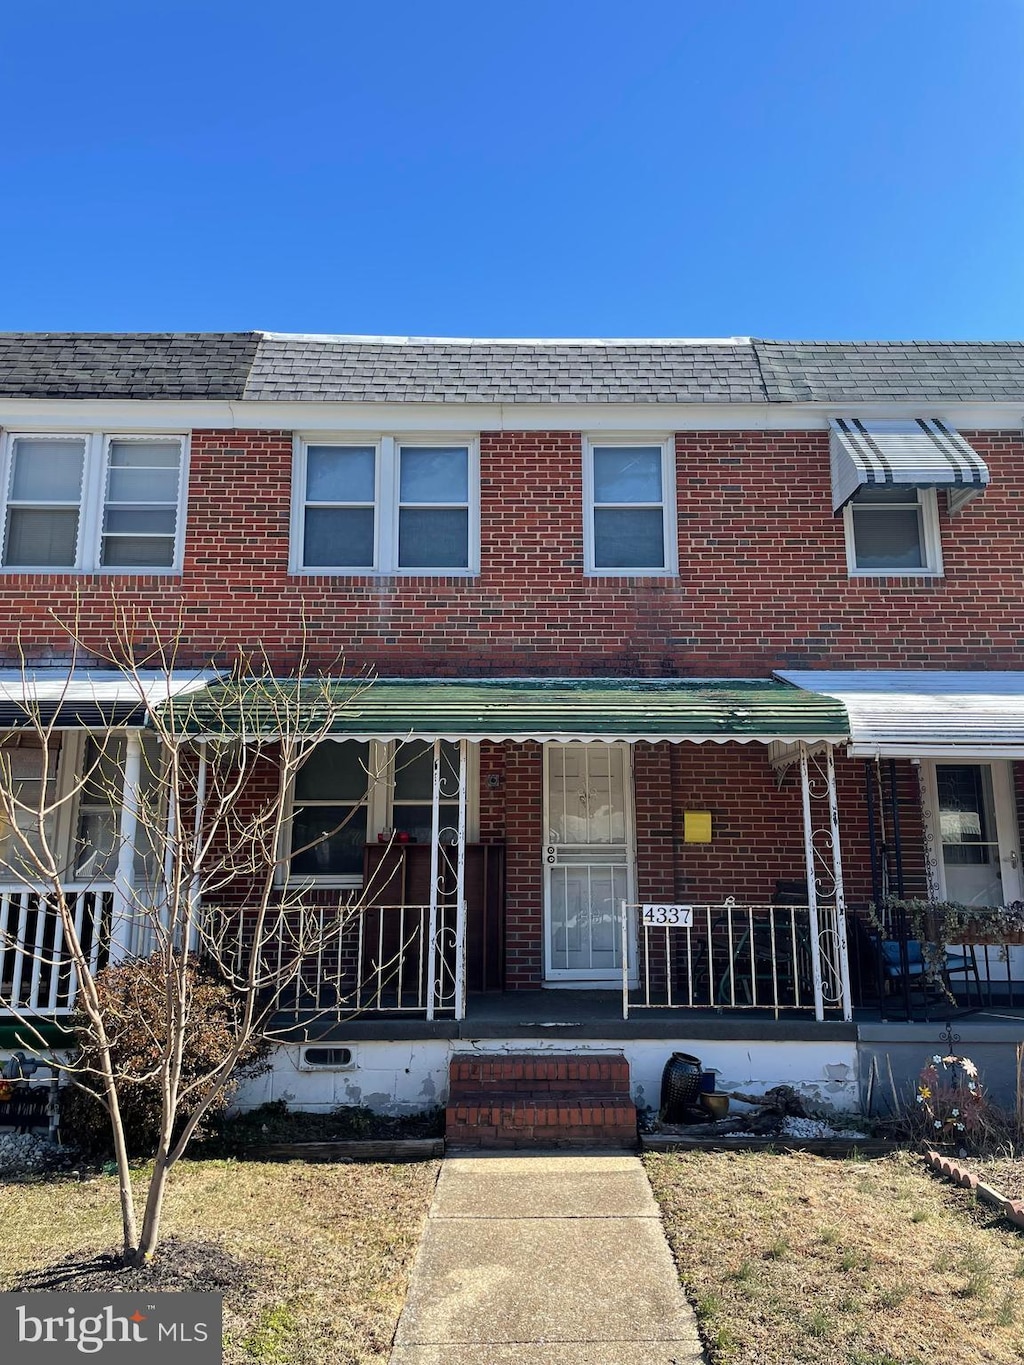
445, 1052, 637, 1148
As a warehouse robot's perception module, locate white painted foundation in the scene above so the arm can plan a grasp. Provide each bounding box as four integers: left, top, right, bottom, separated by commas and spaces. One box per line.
232, 1036, 860, 1116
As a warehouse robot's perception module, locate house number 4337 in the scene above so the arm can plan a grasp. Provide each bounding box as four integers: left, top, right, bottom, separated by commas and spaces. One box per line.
641, 904, 694, 927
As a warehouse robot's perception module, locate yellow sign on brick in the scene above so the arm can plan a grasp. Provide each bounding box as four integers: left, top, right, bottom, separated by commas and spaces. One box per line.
684, 810, 713, 843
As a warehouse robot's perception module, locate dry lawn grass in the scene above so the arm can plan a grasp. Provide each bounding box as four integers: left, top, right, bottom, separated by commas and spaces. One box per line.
646, 1149, 1024, 1365
0, 1158, 439, 1364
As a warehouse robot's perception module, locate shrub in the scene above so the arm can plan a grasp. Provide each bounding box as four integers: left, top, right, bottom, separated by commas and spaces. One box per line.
196, 1099, 445, 1155
59, 953, 270, 1157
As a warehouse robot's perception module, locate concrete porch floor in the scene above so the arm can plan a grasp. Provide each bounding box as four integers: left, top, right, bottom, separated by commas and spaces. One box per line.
277, 988, 1024, 1043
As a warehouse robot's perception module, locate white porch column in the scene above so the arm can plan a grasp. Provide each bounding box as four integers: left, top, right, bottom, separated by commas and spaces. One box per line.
425, 740, 442, 1021
799, 742, 826, 1022
424, 738, 468, 1020
163, 752, 177, 936
454, 739, 468, 1021
825, 744, 853, 1023
799, 741, 853, 1022
187, 740, 208, 953
110, 730, 141, 963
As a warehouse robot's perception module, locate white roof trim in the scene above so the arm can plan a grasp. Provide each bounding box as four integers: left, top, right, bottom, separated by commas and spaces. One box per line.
776, 670, 1024, 758
2, 398, 1021, 434
258, 332, 751, 347
0, 669, 220, 708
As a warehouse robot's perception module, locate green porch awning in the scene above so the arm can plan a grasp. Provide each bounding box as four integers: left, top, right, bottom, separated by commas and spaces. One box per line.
162, 677, 849, 745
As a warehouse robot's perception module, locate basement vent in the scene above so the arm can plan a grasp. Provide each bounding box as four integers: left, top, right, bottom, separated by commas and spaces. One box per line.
300, 1047, 354, 1070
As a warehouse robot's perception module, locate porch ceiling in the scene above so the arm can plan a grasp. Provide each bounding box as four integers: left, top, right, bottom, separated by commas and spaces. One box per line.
777, 669, 1024, 757
163, 676, 849, 744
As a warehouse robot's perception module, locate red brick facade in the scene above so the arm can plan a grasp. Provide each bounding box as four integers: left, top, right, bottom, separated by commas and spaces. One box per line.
2, 427, 1021, 674
1, 424, 1017, 989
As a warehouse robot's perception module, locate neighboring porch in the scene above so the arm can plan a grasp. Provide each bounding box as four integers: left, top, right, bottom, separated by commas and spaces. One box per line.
0, 667, 214, 1027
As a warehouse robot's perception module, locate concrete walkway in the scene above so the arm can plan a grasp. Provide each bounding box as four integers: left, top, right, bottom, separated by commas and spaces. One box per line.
389, 1151, 705, 1365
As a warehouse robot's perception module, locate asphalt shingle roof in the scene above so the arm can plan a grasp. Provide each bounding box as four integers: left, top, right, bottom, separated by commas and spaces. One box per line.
0, 332, 1022, 404
243, 336, 766, 403
0, 332, 261, 399
754, 340, 1024, 403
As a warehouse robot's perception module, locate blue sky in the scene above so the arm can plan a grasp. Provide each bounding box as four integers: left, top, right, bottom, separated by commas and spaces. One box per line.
1, 1, 1022, 338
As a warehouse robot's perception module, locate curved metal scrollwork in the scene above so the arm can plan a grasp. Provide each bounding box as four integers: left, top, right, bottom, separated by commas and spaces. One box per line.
921, 803, 942, 900
799, 743, 852, 1021
433, 921, 459, 1007
425, 740, 469, 1019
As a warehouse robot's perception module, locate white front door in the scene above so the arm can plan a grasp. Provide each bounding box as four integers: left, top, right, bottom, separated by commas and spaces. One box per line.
923, 760, 1023, 906
543, 743, 635, 984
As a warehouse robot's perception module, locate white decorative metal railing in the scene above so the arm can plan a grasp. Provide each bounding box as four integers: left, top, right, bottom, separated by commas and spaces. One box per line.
622, 898, 849, 1020
0, 884, 116, 1016
235, 900, 468, 1022
1, 887, 469, 1023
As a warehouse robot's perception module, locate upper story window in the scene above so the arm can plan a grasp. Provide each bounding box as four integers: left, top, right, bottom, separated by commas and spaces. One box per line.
293, 436, 478, 574
0, 433, 186, 572
843, 485, 942, 576
583, 438, 676, 574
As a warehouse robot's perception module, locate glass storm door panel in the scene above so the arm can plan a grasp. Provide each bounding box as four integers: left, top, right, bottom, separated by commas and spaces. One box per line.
935, 763, 1020, 906
544, 744, 634, 981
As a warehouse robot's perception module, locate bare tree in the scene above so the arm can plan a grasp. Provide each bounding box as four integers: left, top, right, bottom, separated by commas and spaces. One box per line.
0, 607, 390, 1266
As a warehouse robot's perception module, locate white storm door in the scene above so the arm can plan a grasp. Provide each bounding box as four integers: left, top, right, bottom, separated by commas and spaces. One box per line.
543, 743, 635, 982
923, 761, 1023, 907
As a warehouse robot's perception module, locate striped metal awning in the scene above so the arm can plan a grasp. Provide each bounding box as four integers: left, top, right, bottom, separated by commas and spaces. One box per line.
830, 418, 990, 513
777, 670, 1024, 758
0, 669, 221, 727
165, 677, 850, 745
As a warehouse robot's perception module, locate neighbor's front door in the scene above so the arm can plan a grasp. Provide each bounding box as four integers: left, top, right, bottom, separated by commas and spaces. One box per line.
543, 743, 635, 984
923, 761, 1023, 907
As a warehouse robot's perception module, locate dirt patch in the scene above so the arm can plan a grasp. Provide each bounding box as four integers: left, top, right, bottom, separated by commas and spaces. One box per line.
11, 1234, 260, 1297
965, 1156, 1024, 1202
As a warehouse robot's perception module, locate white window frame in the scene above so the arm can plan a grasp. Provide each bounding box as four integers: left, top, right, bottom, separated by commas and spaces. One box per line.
286, 738, 379, 889
842, 484, 943, 577
582, 435, 677, 576
0, 430, 188, 574
284, 738, 479, 887
291, 434, 480, 575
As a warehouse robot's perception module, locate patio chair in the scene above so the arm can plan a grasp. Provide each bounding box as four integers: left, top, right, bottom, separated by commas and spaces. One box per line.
879, 938, 983, 1008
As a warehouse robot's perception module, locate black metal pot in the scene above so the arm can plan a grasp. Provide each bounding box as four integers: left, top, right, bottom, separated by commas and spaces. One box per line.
660, 1051, 703, 1121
